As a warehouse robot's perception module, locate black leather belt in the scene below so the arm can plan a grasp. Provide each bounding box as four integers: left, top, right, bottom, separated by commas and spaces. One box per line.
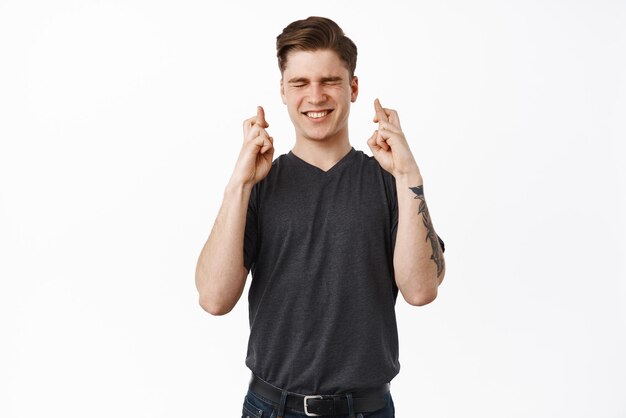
248, 374, 389, 417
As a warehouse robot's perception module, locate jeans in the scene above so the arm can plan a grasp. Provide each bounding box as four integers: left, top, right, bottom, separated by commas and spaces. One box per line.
241, 387, 395, 418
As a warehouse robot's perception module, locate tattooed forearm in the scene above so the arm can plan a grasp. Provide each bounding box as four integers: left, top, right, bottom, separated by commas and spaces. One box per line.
409, 186, 445, 277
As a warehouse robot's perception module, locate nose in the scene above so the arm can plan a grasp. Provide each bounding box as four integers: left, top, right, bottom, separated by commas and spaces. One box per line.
307, 83, 327, 105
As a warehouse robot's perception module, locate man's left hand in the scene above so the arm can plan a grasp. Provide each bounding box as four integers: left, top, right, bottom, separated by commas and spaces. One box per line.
367, 98, 421, 179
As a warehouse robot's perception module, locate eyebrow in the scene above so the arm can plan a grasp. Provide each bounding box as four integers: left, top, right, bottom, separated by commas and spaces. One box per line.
287, 76, 344, 84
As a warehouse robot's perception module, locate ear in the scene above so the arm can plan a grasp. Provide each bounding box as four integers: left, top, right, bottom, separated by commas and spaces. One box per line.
280, 78, 286, 105
350, 76, 359, 103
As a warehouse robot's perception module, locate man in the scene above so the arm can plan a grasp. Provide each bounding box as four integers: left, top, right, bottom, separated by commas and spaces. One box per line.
195, 16, 445, 418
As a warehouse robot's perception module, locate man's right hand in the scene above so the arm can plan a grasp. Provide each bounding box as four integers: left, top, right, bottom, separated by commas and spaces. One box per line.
229, 106, 275, 188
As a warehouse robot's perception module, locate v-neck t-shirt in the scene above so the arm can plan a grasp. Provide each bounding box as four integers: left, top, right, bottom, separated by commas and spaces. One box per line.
242, 147, 441, 394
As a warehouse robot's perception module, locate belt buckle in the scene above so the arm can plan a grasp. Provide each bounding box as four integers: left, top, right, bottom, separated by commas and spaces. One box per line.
303, 395, 323, 417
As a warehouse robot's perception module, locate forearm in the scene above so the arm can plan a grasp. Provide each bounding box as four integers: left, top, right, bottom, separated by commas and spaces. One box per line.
195, 181, 252, 315
393, 172, 446, 306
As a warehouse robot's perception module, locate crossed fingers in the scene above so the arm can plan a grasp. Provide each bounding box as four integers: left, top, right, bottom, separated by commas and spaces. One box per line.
373, 98, 402, 131
243, 106, 273, 154
372, 98, 403, 151
244, 106, 269, 136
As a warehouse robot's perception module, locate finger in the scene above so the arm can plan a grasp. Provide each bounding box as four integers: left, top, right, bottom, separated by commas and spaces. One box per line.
243, 107, 270, 136
260, 136, 274, 155
243, 115, 261, 139
378, 121, 402, 135
386, 109, 402, 130
261, 140, 275, 165
367, 130, 381, 153
259, 132, 274, 154
367, 130, 384, 155
245, 124, 266, 142
263, 144, 275, 163
243, 114, 258, 131
247, 131, 270, 154
257, 106, 269, 129
374, 98, 389, 123
376, 130, 390, 151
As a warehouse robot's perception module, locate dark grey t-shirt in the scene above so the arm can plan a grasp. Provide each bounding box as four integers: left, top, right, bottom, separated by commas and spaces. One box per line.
243, 147, 443, 394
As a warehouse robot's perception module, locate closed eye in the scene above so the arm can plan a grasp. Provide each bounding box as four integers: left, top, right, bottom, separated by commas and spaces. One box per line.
321, 77, 343, 85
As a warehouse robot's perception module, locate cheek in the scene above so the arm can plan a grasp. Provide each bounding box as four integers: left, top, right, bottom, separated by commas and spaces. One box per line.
286, 100, 302, 119
286, 95, 303, 111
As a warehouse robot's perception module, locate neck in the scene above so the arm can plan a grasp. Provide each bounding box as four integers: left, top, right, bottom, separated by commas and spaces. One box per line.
291, 135, 352, 172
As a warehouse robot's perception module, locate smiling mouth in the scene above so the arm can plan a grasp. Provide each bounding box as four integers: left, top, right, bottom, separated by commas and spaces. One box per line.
303, 110, 333, 119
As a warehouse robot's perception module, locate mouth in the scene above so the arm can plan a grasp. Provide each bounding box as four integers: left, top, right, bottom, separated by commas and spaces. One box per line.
302, 109, 333, 120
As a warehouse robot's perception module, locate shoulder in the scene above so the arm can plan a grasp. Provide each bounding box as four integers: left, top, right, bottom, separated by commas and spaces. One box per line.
352, 149, 395, 182
250, 153, 294, 200
270, 152, 290, 171
353, 149, 389, 170
256, 153, 291, 183
349, 149, 397, 204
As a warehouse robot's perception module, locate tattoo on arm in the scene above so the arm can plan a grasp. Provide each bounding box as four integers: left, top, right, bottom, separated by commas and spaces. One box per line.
409, 186, 445, 277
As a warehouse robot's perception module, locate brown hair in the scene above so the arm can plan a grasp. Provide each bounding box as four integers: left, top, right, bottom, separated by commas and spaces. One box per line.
276, 16, 357, 77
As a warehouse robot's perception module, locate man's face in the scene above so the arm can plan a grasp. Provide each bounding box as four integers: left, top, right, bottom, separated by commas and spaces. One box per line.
280, 49, 358, 143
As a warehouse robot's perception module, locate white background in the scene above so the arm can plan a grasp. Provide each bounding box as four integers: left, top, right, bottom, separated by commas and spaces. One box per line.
1, 0, 625, 417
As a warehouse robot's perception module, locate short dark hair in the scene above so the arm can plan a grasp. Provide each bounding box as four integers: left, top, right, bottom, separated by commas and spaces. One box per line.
276, 16, 357, 77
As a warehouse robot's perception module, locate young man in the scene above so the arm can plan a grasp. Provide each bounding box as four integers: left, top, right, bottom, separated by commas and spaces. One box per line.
195, 16, 446, 418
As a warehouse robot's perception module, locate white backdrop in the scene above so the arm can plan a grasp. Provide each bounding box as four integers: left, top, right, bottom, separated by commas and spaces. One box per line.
1, 1, 625, 417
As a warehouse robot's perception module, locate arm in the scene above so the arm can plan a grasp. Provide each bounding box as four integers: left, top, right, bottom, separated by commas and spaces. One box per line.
367, 99, 445, 306
195, 183, 252, 315
393, 176, 446, 306
195, 107, 274, 315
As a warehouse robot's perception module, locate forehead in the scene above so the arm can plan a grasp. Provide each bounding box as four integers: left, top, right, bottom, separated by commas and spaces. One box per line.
282, 49, 350, 79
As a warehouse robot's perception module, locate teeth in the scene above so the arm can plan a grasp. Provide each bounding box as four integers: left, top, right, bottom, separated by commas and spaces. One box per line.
306, 111, 328, 119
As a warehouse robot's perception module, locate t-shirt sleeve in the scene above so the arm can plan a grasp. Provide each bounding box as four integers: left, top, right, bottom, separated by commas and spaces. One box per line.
243, 184, 258, 271
384, 170, 399, 253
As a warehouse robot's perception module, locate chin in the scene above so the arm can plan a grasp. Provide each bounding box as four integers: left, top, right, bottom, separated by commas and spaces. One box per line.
303, 132, 334, 142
